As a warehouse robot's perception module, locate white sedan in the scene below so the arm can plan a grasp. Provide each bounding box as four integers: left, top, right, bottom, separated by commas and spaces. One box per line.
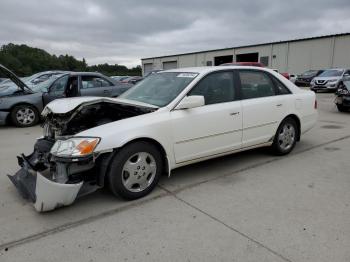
9, 66, 318, 211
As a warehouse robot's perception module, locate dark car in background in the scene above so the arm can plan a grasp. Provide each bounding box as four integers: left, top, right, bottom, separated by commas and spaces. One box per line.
335, 76, 350, 112
295, 70, 324, 86
121, 76, 143, 84
0, 65, 132, 127
111, 76, 130, 82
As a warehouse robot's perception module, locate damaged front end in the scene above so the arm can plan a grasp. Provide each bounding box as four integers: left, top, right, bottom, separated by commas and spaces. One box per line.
8, 136, 112, 212
8, 98, 156, 212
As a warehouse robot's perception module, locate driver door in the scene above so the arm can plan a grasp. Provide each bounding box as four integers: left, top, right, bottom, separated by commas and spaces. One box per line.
170, 71, 242, 164
43, 75, 69, 106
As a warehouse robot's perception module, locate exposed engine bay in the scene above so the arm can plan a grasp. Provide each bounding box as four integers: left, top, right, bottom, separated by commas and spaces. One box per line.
43, 101, 156, 138
8, 99, 156, 212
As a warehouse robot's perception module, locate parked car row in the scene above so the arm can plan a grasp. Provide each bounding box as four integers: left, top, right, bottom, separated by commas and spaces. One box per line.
0, 66, 133, 127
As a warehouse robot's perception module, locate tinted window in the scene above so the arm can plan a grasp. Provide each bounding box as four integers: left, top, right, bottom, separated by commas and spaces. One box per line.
50, 75, 68, 95
81, 76, 113, 89
239, 71, 276, 99
188, 71, 235, 105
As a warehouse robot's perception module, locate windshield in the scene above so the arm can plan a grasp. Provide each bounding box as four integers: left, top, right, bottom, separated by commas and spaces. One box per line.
30, 75, 64, 92
302, 70, 317, 76
318, 69, 344, 77
120, 72, 198, 107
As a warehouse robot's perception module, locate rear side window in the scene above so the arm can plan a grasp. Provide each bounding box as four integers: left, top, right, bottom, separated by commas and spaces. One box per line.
188, 71, 235, 105
272, 78, 291, 95
239, 71, 276, 99
81, 76, 113, 89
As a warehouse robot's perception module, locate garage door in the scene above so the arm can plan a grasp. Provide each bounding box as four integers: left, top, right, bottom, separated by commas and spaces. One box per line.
143, 63, 153, 76
163, 61, 177, 70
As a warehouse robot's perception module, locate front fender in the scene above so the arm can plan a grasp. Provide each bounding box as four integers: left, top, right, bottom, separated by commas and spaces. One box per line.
76, 111, 176, 170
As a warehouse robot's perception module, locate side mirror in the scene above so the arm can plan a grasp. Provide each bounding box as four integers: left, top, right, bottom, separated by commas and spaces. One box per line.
175, 95, 205, 110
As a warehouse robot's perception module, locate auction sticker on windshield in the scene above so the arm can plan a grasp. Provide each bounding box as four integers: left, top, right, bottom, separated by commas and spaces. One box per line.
177, 73, 198, 78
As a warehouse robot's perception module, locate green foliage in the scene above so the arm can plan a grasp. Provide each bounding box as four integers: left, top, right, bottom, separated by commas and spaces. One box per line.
0, 43, 141, 77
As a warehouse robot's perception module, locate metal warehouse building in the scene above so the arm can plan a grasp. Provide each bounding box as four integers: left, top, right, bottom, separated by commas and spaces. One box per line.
141, 33, 350, 75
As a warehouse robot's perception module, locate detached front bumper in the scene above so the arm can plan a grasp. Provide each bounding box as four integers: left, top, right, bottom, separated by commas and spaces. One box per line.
7, 138, 109, 212
8, 154, 83, 212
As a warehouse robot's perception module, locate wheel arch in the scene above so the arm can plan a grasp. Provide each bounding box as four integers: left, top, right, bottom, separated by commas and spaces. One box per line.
99, 136, 171, 187
9, 102, 41, 114
120, 137, 171, 176
282, 114, 301, 141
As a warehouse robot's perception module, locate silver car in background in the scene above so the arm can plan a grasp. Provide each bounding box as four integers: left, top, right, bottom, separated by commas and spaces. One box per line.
310, 68, 350, 92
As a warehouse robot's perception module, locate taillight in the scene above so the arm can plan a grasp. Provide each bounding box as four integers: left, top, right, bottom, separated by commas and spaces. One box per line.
314, 100, 317, 109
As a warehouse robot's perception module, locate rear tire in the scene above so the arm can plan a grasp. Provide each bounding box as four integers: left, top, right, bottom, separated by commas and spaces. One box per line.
107, 141, 163, 200
271, 118, 298, 155
10, 105, 39, 127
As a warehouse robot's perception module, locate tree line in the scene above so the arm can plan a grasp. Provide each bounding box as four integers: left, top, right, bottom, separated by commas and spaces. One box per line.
0, 43, 141, 77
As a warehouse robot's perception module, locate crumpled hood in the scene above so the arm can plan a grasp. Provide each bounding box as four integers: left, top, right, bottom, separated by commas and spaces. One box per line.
42, 97, 116, 115
42, 96, 158, 116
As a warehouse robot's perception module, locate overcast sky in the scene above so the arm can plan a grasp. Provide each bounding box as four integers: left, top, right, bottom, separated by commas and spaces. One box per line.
0, 0, 349, 67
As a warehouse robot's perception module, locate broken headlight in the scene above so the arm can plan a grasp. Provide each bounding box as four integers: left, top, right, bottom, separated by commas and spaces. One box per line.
50, 137, 100, 158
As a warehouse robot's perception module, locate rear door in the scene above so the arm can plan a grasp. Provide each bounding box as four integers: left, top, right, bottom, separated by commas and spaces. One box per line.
238, 70, 290, 148
80, 75, 115, 97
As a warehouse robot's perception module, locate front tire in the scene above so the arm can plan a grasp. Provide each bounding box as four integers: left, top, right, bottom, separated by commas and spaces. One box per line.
272, 118, 298, 155
10, 105, 39, 127
107, 141, 163, 200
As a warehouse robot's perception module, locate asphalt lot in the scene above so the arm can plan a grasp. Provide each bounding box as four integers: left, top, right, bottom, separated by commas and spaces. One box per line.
0, 91, 349, 262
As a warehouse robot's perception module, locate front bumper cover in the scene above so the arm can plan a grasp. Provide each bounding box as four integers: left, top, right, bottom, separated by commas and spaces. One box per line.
8, 154, 83, 212
7, 138, 108, 212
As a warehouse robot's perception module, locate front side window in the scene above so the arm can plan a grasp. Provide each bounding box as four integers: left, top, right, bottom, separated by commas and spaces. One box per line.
120, 72, 198, 107
239, 70, 276, 99
50, 75, 69, 95
81, 76, 113, 89
188, 71, 235, 105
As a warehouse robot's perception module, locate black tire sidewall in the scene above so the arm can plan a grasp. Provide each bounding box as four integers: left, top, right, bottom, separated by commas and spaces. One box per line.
336, 104, 346, 112
10, 105, 39, 127
272, 118, 298, 155
107, 141, 163, 200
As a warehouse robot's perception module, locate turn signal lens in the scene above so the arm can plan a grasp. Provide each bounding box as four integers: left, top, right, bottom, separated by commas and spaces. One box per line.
77, 139, 99, 155
314, 100, 317, 109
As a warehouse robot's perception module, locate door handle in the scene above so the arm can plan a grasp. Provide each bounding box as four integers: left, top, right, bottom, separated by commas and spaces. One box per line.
230, 112, 240, 116
276, 104, 283, 107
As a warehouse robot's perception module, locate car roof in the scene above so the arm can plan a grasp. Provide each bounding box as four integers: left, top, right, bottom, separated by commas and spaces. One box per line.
163, 66, 278, 74
68, 72, 105, 77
